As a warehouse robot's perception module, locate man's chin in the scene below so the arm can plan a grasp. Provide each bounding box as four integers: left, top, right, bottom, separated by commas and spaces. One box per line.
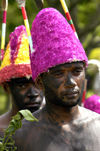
55, 98, 80, 108
26, 106, 40, 113
18, 105, 40, 113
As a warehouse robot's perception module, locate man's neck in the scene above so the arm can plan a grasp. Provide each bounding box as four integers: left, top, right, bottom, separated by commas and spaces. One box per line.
45, 102, 80, 125
11, 103, 19, 116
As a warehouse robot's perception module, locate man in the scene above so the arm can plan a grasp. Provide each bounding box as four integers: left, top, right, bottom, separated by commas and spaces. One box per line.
0, 25, 43, 131
14, 8, 100, 151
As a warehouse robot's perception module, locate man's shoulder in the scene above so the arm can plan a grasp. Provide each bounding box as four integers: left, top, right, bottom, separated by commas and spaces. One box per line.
0, 112, 9, 132
77, 106, 100, 124
14, 109, 43, 149
79, 106, 100, 116
15, 109, 42, 136
0, 112, 7, 120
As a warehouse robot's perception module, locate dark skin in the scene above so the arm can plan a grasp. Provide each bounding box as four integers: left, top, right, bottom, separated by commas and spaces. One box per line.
42, 62, 85, 107
14, 62, 100, 151
0, 77, 43, 131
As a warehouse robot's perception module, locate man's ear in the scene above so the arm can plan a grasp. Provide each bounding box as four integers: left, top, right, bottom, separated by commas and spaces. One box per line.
2, 83, 10, 93
35, 75, 44, 91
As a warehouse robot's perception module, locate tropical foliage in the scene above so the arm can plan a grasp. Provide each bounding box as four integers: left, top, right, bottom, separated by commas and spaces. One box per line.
0, 109, 38, 150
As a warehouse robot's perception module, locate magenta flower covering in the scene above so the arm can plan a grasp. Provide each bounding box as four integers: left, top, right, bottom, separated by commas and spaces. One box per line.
10, 25, 26, 63
84, 95, 100, 114
30, 8, 88, 80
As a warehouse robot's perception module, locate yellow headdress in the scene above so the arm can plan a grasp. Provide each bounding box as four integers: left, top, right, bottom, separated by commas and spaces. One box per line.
0, 25, 32, 84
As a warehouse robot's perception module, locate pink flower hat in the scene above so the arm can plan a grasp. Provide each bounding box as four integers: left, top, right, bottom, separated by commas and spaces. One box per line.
30, 8, 88, 80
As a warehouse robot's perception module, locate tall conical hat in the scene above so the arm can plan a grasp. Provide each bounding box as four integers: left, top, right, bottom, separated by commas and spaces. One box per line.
0, 25, 32, 84
30, 8, 88, 80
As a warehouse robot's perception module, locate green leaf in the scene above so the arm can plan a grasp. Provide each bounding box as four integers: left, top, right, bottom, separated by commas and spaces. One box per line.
19, 109, 38, 122
5, 125, 15, 135
0, 141, 3, 147
12, 113, 22, 121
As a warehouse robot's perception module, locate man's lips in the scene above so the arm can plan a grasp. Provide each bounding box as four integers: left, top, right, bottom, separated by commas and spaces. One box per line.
25, 103, 41, 112
25, 102, 41, 108
62, 91, 79, 98
25, 96, 41, 106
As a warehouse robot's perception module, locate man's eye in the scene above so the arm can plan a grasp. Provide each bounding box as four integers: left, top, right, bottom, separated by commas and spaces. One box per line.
52, 72, 64, 77
17, 84, 26, 89
73, 69, 82, 75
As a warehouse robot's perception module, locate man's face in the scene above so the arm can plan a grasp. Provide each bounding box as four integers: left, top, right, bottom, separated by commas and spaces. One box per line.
41, 62, 85, 107
8, 77, 43, 112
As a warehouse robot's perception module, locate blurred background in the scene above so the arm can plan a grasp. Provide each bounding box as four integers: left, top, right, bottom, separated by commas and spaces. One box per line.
0, 0, 100, 115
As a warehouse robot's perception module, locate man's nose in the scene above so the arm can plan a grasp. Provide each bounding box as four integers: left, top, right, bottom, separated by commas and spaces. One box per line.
27, 87, 39, 98
64, 73, 76, 87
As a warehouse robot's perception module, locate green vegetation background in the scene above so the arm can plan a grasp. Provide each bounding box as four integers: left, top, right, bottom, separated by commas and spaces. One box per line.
0, 0, 100, 115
